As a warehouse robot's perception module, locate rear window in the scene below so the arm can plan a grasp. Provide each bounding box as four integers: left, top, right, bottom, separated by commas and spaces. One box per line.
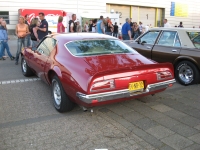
187, 32, 200, 48
65, 39, 138, 56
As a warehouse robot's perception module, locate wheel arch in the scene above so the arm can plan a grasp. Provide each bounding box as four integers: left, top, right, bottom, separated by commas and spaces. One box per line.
173, 56, 200, 71
47, 66, 62, 85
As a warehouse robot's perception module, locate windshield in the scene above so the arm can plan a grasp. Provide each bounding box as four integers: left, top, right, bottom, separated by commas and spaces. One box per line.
65, 39, 138, 56
187, 32, 200, 48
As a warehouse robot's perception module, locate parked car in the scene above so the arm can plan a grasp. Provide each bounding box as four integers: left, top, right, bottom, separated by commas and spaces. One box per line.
21, 33, 175, 112
124, 28, 200, 86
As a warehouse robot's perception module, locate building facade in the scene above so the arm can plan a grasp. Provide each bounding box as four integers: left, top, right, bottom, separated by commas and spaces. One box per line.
1, 0, 200, 33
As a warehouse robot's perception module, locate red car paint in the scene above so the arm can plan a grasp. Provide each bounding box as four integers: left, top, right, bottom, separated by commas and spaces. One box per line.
23, 33, 175, 107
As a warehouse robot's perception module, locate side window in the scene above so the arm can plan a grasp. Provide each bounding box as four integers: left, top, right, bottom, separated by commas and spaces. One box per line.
37, 38, 57, 56
139, 31, 159, 45
157, 31, 180, 47
192, 35, 200, 49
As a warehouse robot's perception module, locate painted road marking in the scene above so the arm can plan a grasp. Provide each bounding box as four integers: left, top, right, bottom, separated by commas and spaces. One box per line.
0, 78, 41, 85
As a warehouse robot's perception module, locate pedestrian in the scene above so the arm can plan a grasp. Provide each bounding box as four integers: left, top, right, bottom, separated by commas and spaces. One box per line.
84, 21, 89, 32
139, 21, 144, 35
178, 22, 184, 28
89, 20, 93, 32
24, 14, 31, 47
113, 22, 118, 37
96, 16, 105, 34
133, 23, 140, 40
76, 21, 81, 32
92, 19, 97, 33
57, 16, 65, 33
36, 12, 48, 40
121, 18, 132, 40
105, 17, 113, 36
29, 18, 40, 50
0, 21, 15, 60
69, 14, 77, 32
163, 19, 171, 27
15, 16, 29, 65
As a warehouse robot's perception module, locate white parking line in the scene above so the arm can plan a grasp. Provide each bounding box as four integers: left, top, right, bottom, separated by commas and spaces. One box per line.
0, 78, 41, 85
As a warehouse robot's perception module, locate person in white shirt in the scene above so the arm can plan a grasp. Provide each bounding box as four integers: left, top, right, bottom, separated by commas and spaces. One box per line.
118, 23, 122, 33
139, 21, 143, 34
163, 19, 171, 28
144, 25, 149, 32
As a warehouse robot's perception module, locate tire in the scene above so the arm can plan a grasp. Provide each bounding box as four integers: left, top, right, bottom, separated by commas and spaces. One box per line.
51, 75, 74, 112
21, 57, 34, 77
175, 61, 200, 86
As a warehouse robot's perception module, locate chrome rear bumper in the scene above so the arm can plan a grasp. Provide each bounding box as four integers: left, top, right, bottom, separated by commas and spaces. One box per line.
76, 79, 176, 104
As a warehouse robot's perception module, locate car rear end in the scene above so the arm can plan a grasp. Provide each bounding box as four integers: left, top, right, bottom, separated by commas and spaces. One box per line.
76, 63, 175, 107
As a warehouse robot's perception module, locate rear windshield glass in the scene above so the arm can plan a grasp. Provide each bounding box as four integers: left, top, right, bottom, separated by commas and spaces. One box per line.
187, 32, 200, 48
65, 39, 138, 56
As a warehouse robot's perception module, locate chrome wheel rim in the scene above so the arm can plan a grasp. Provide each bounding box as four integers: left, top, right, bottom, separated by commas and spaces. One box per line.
22, 59, 27, 73
52, 80, 61, 106
179, 65, 193, 84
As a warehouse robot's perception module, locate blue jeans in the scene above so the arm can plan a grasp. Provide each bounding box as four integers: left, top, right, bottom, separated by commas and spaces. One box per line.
106, 32, 112, 36
32, 40, 39, 51
122, 34, 130, 40
113, 32, 118, 37
0, 41, 13, 58
15, 37, 27, 62
26, 35, 31, 47
0, 41, 3, 59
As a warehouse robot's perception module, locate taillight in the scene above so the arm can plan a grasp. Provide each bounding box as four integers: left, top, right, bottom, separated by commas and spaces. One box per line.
90, 79, 115, 92
157, 71, 172, 80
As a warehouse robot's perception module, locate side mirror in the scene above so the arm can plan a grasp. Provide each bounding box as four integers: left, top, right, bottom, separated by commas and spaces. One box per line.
137, 40, 141, 44
141, 41, 146, 45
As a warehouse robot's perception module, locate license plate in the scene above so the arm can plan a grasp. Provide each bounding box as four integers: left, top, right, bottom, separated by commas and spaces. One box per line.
128, 81, 144, 91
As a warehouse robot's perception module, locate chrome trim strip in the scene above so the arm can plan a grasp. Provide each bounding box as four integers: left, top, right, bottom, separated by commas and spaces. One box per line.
76, 79, 176, 104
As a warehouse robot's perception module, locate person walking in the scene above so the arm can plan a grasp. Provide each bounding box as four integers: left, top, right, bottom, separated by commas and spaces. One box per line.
24, 14, 31, 47
121, 18, 132, 40
163, 19, 171, 27
29, 18, 40, 50
178, 22, 184, 28
36, 12, 48, 40
89, 20, 93, 32
15, 16, 29, 65
139, 21, 144, 35
76, 21, 81, 32
84, 21, 89, 32
69, 14, 77, 33
113, 22, 118, 37
133, 23, 140, 40
105, 18, 113, 36
0, 21, 15, 60
96, 16, 105, 34
57, 16, 65, 33
91, 19, 97, 33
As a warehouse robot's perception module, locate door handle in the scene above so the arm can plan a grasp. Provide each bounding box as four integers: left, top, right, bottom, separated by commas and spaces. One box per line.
146, 46, 151, 49
172, 50, 177, 52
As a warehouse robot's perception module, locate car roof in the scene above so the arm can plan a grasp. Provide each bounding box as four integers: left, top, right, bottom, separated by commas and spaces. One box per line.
52, 33, 118, 41
150, 27, 200, 32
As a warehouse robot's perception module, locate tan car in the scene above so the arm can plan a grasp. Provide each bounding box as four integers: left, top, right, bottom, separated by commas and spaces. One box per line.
124, 28, 200, 86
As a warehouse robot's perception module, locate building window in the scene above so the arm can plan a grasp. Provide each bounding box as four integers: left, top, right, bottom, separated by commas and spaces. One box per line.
0, 11, 9, 24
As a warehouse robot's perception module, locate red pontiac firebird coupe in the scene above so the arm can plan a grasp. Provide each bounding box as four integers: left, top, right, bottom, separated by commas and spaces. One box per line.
21, 33, 176, 112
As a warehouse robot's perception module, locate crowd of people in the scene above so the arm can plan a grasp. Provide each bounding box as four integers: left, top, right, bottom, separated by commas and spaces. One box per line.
0, 12, 49, 64
0, 12, 199, 63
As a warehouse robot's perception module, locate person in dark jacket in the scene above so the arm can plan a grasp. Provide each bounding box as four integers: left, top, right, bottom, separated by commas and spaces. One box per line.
29, 18, 40, 50
36, 12, 48, 40
69, 14, 77, 32
0, 21, 15, 60
178, 22, 184, 28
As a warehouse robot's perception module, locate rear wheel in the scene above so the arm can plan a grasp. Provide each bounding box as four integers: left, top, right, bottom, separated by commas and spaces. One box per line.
175, 61, 200, 86
21, 57, 34, 77
51, 75, 74, 112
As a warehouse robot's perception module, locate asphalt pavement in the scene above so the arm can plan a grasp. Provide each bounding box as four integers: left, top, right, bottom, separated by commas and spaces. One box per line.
0, 38, 200, 150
